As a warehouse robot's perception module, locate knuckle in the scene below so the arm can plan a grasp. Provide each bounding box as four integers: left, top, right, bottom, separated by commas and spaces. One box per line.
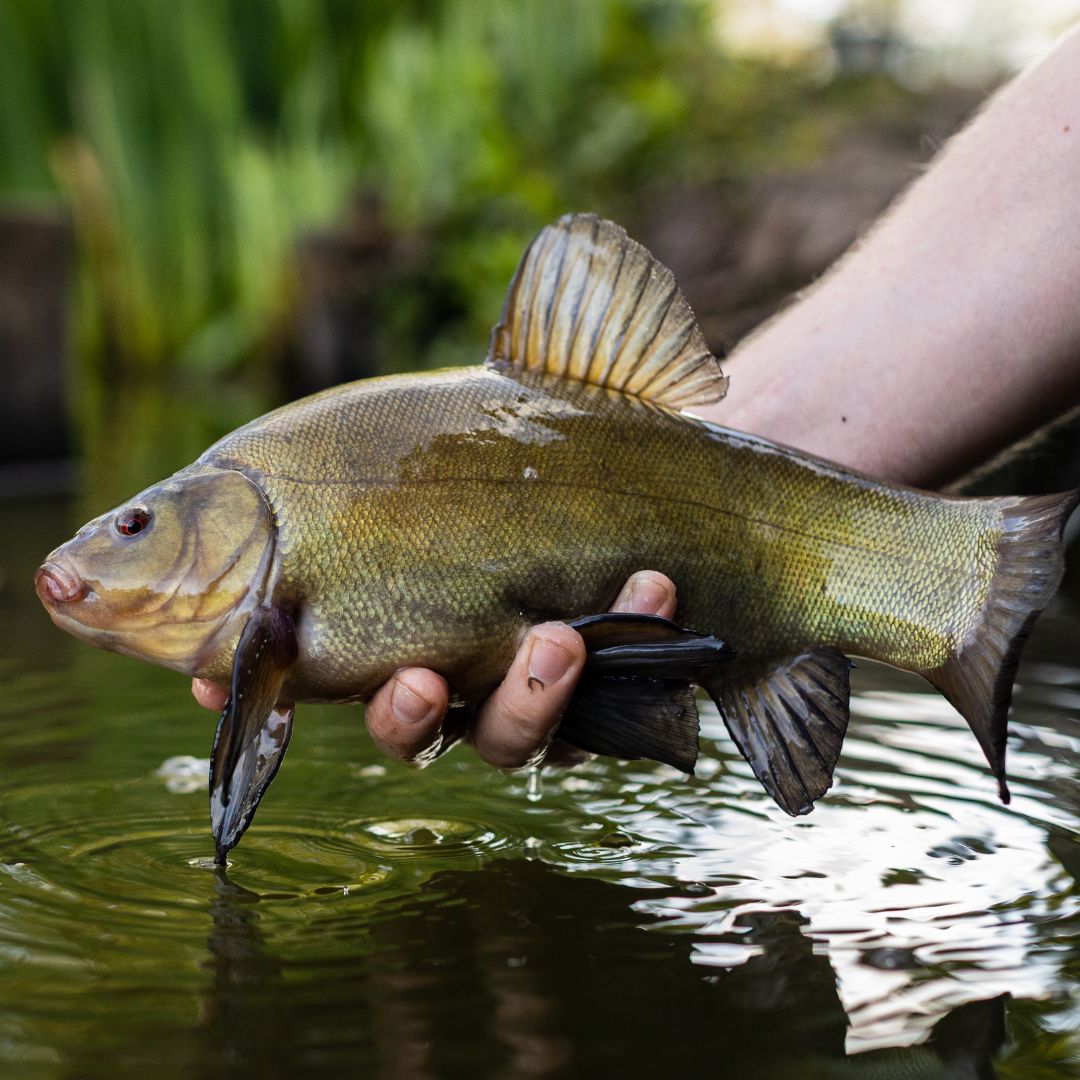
501, 696, 557, 747
478, 738, 541, 771
475, 696, 559, 770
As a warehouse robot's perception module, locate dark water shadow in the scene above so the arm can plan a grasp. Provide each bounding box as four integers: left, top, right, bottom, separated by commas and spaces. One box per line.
192, 860, 1006, 1080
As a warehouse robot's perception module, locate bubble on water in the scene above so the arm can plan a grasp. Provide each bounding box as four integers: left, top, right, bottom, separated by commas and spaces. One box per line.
550, 829, 654, 864
862, 947, 918, 971
355, 764, 387, 779
358, 817, 515, 861
155, 755, 209, 794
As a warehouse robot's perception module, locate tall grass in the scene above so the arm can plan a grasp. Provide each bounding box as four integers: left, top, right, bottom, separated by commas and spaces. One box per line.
0, 0, 837, 376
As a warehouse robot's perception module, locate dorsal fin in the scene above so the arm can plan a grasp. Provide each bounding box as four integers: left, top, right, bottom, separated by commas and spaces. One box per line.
486, 214, 728, 409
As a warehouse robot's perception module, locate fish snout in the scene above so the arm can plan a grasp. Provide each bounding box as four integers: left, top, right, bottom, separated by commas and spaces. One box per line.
35, 561, 88, 605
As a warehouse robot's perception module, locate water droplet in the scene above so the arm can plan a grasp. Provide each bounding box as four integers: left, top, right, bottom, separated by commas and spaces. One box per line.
863, 947, 917, 971
523, 466, 538, 480
526, 766, 543, 802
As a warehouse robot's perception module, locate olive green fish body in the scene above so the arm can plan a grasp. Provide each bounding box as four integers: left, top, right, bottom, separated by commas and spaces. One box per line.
36, 214, 1077, 861
198, 366, 996, 700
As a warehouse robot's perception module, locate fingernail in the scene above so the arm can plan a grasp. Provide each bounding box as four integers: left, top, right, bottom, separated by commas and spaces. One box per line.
392, 679, 438, 725
527, 635, 574, 687
614, 572, 667, 615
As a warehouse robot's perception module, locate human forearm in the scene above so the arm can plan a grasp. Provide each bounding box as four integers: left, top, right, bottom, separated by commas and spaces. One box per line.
707, 26, 1080, 489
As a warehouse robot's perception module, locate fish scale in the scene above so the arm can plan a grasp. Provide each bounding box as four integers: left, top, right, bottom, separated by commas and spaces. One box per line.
36, 214, 1077, 861
200, 367, 994, 704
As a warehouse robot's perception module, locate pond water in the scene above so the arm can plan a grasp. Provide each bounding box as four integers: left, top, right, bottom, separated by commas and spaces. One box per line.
3, 416, 1080, 1077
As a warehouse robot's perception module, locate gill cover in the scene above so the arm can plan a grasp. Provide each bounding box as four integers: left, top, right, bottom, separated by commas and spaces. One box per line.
38, 467, 274, 674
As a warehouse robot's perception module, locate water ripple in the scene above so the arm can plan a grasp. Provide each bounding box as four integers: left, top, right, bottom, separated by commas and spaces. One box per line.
2, 612, 1080, 1066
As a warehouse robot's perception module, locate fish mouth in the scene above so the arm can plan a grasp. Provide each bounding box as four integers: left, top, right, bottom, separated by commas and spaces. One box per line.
35, 561, 88, 605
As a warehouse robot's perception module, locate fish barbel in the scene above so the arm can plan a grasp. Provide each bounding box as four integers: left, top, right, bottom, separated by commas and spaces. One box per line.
36, 214, 1077, 862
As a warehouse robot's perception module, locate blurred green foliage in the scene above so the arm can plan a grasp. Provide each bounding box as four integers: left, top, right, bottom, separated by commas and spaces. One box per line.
0, 0, 878, 378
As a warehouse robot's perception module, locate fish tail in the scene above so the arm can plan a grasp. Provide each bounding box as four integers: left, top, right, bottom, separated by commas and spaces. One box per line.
922, 489, 1080, 801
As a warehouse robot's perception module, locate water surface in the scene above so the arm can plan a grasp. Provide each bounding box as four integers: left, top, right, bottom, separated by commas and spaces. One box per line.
3, 482, 1080, 1077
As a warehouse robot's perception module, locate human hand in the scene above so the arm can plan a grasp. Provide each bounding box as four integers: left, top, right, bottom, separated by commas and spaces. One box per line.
191, 570, 677, 769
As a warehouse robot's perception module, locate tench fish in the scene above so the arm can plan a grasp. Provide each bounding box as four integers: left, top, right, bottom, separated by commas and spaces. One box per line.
36, 214, 1077, 864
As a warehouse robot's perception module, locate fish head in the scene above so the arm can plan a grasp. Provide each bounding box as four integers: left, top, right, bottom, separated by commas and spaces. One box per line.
35, 467, 274, 674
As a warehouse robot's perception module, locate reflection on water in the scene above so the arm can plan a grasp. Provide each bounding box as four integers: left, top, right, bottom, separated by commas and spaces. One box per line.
195, 864, 1011, 1079
2, 492, 1080, 1076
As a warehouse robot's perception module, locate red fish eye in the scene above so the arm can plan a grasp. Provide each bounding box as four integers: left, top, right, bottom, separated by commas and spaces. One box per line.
116, 508, 151, 537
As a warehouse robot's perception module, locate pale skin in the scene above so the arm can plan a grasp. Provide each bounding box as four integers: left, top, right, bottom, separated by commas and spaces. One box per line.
194, 25, 1080, 765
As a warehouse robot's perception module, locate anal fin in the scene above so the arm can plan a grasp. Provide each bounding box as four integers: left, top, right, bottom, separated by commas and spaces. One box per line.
557, 613, 734, 774
704, 649, 852, 816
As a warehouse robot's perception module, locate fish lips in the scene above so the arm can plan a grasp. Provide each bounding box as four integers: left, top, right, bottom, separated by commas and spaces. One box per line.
35, 560, 89, 606
34, 556, 105, 649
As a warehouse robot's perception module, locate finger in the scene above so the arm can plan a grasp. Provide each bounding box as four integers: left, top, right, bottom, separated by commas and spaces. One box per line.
541, 739, 592, 767
365, 668, 448, 763
611, 570, 677, 618
192, 678, 228, 712
472, 622, 586, 769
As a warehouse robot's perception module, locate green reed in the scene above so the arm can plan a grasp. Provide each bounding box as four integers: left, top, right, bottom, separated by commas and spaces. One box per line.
0, 0, 863, 378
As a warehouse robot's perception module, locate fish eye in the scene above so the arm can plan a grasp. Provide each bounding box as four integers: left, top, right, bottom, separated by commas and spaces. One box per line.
115, 507, 152, 537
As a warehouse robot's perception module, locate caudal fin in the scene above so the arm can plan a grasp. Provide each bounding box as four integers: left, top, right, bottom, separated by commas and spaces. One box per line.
922, 490, 1079, 801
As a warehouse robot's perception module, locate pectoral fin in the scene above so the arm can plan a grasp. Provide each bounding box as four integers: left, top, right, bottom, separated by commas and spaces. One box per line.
209, 604, 298, 864
557, 613, 734, 773
703, 649, 852, 816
